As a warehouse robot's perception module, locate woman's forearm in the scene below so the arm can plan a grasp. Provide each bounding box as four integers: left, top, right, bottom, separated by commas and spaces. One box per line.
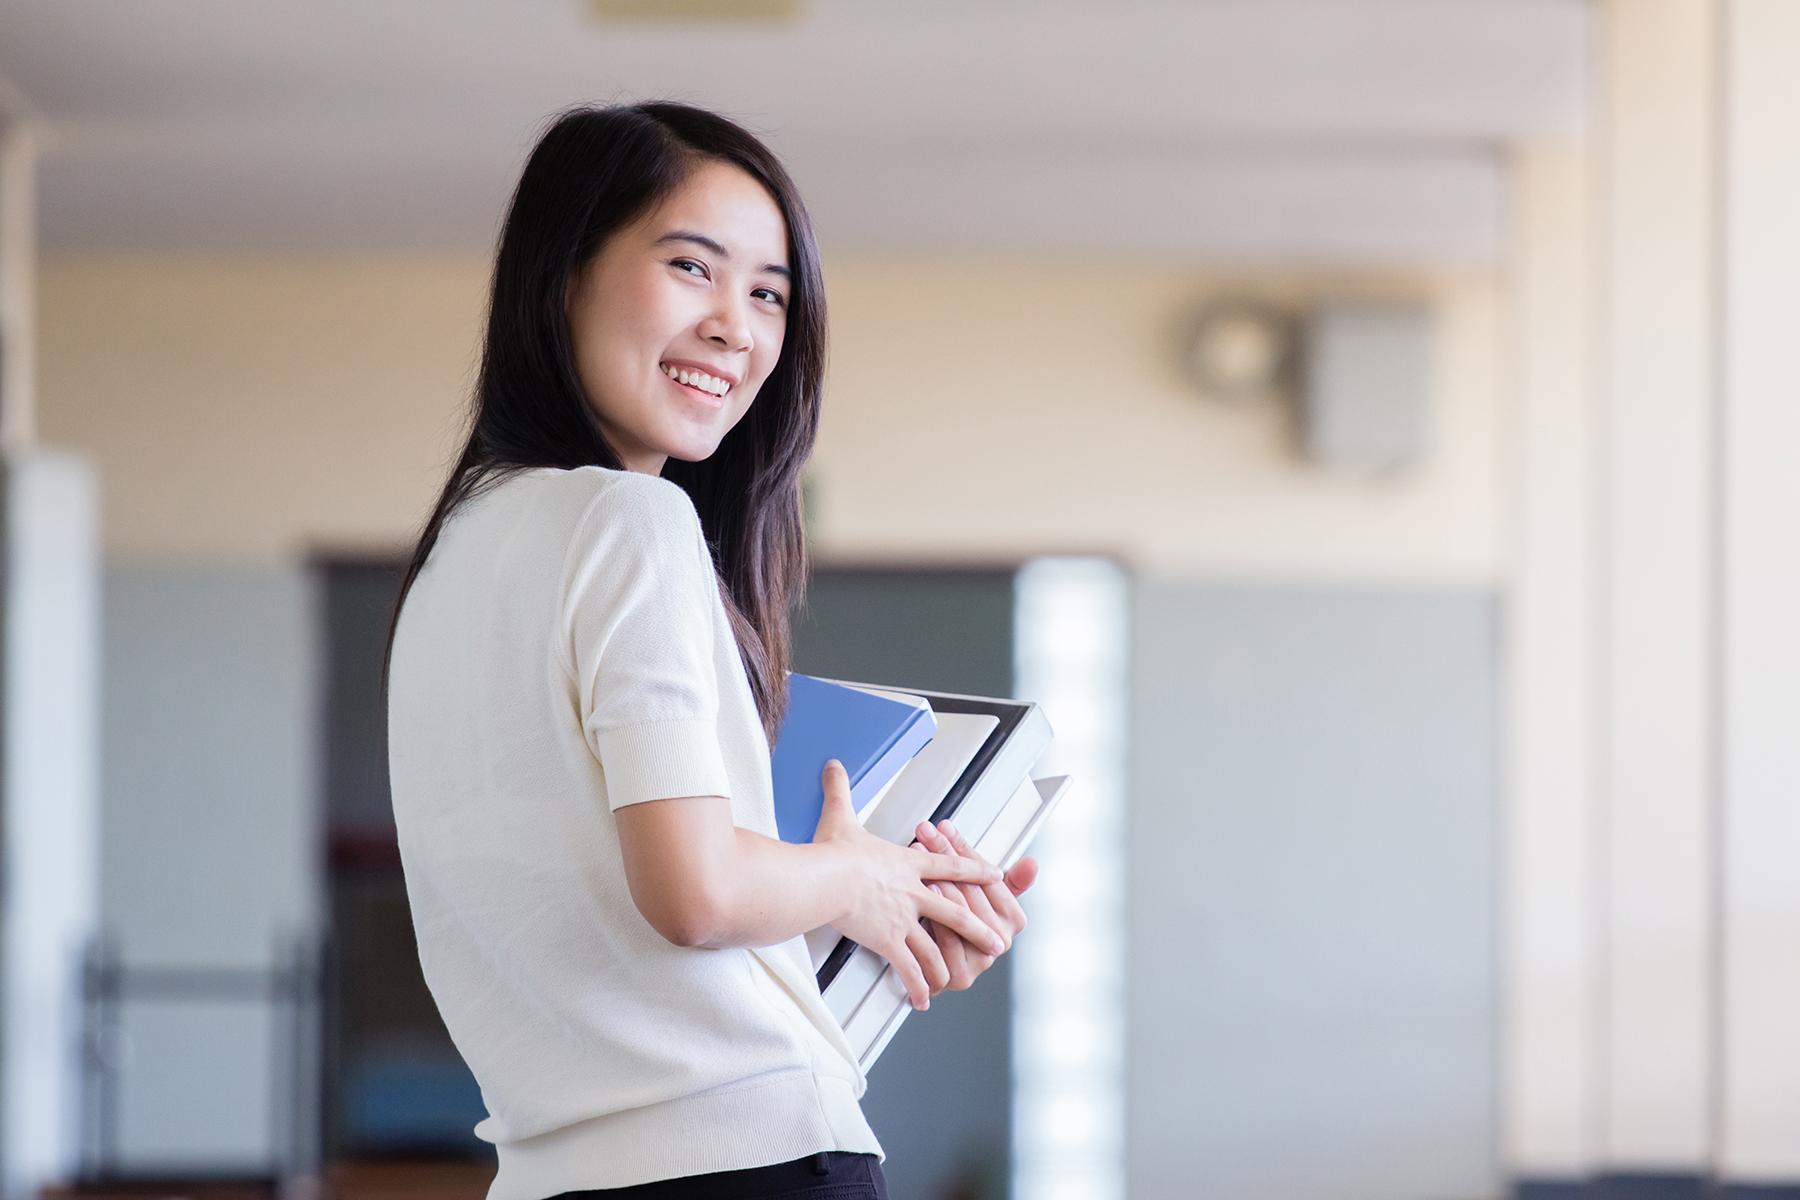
693, 828, 854, 950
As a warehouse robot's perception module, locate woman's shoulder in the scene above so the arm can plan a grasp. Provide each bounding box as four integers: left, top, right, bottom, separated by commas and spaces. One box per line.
497, 464, 699, 533
566, 466, 701, 540
552, 468, 717, 633
505, 466, 708, 587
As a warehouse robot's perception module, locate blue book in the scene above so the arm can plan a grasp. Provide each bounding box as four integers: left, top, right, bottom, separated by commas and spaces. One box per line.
770, 674, 937, 844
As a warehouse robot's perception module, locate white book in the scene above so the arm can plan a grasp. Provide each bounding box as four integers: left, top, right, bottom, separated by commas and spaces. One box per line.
801, 710, 997, 972
798, 682, 1071, 1071
842, 773, 1073, 1072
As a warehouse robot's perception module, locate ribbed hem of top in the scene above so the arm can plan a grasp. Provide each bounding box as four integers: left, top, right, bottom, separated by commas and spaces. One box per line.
483, 1069, 883, 1200
592, 717, 732, 811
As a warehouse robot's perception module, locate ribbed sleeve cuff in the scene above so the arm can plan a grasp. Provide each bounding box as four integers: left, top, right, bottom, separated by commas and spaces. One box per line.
592, 717, 732, 811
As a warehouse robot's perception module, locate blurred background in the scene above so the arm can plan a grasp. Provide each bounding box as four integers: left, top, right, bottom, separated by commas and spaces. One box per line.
1, 1, 1795, 1198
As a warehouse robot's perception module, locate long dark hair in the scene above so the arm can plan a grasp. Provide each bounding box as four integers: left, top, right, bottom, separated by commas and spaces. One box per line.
381, 102, 826, 744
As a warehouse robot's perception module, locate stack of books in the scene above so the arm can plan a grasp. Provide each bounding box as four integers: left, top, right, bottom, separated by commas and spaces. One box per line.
770, 673, 1071, 1070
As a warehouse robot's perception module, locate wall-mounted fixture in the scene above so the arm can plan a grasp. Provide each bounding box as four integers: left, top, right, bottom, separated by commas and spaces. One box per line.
1180, 293, 1434, 475
1298, 299, 1434, 474
1181, 294, 1295, 405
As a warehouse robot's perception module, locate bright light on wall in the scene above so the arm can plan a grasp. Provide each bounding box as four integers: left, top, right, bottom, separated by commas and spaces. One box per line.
1012, 557, 1128, 1200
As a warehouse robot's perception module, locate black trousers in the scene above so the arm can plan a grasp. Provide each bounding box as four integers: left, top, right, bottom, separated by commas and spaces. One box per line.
548, 1150, 887, 1199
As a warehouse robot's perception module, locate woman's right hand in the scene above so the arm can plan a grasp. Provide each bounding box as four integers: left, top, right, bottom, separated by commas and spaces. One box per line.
812, 759, 1010, 1011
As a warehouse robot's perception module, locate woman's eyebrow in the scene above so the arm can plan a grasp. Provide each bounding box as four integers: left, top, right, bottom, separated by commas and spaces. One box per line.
654, 230, 791, 281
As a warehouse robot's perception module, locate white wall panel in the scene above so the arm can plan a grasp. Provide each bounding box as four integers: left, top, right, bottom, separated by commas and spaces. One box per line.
1596, 0, 1718, 1166
1502, 142, 1599, 1178
1718, 0, 1800, 1179
1, 451, 101, 1200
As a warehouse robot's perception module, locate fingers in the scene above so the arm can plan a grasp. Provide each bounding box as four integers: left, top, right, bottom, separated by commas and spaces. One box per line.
917, 830, 1001, 945
1005, 855, 1040, 898
926, 892, 975, 991
938, 820, 1029, 935
885, 938, 930, 1012
926, 878, 970, 916
906, 922, 950, 999
921, 821, 1023, 945
921, 888, 1008, 956
915, 846, 1002, 886
960, 874, 1008, 950
908, 824, 1002, 885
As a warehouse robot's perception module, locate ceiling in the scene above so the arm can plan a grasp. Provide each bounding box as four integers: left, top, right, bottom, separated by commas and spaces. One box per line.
0, 0, 1591, 265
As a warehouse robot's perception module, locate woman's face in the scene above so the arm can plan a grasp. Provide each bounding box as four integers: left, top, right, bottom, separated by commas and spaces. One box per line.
566, 159, 792, 475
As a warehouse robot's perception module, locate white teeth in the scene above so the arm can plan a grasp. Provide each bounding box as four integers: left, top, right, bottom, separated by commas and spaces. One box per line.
661, 363, 730, 396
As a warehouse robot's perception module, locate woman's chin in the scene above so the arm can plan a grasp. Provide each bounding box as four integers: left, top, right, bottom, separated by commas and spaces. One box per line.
657, 434, 725, 465
648, 409, 735, 464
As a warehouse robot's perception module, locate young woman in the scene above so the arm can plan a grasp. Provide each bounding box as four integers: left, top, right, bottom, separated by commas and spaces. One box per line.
382, 102, 1038, 1200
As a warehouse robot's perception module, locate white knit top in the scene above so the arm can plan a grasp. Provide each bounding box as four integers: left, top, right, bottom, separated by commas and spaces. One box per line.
386, 464, 882, 1199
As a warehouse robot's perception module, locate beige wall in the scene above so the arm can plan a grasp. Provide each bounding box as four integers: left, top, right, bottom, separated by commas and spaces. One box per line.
1502, 141, 1597, 1177
39, 255, 485, 565
38, 253, 1502, 582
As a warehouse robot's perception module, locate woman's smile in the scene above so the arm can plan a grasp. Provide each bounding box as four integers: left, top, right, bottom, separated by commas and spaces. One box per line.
663, 367, 727, 410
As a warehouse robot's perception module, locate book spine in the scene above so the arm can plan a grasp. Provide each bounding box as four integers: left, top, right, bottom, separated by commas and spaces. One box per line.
848, 709, 938, 813
853, 705, 933, 788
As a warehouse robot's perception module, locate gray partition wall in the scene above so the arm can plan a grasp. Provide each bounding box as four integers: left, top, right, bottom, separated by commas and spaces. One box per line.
1130, 582, 1499, 1200
97, 563, 321, 1176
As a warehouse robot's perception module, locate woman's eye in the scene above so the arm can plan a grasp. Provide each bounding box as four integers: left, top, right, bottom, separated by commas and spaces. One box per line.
671, 258, 707, 278
753, 287, 786, 307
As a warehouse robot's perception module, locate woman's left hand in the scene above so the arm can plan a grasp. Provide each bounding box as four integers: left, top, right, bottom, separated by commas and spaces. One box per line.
911, 819, 1038, 996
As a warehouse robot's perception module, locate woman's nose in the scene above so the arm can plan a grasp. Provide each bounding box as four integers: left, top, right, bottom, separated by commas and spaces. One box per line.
699, 297, 752, 352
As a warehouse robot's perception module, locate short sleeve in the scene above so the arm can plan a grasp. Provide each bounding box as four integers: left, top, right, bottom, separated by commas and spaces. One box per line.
560, 476, 732, 812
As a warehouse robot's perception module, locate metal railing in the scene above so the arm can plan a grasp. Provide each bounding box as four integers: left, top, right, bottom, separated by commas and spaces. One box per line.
77, 931, 324, 1192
